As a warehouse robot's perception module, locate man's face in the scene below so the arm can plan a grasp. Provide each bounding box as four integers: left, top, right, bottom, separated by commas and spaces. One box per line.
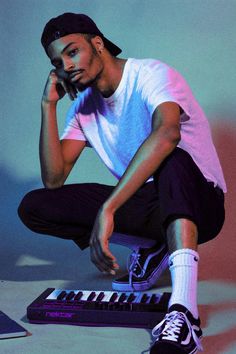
47, 33, 104, 91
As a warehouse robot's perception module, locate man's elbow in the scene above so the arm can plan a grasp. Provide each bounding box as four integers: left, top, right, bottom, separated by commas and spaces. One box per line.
44, 182, 63, 190
42, 176, 64, 190
171, 129, 181, 145
163, 126, 181, 147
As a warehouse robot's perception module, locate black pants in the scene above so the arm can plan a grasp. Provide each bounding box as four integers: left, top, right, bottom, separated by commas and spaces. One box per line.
18, 148, 225, 250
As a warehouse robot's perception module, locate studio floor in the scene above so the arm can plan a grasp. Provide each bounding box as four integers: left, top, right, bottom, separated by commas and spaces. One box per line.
1, 220, 236, 354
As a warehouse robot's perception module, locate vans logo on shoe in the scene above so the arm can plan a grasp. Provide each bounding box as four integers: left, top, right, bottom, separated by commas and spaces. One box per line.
181, 331, 191, 345
181, 324, 200, 346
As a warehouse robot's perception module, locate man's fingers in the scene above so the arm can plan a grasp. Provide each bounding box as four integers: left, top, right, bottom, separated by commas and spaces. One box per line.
90, 246, 115, 274
90, 238, 118, 274
60, 80, 74, 100
66, 83, 78, 100
69, 84, 78, 100
100, 241, 119, 269
91, 239, 115, 267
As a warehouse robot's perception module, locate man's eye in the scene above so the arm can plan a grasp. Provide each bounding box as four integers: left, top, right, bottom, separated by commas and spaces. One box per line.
68, 49, 78, 57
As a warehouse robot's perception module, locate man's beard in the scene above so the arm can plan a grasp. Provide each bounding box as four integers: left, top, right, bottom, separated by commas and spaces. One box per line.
75, 81, 89, 92
74, 76, 98, 92
75, 81, 92, 92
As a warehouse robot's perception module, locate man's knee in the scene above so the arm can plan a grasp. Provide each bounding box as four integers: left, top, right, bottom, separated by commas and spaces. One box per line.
18, 190, 42, 229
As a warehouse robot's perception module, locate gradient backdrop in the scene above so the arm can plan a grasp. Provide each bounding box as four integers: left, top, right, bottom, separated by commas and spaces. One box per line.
1, 1, 236, 353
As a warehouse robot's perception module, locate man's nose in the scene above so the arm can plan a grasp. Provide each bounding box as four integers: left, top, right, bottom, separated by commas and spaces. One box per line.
64, 59, 75, 72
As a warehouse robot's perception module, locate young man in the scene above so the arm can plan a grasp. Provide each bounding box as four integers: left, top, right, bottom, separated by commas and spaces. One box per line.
18, 12, 226, 353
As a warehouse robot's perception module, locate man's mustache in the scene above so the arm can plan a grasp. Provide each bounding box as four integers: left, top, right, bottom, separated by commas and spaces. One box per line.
55, 69, 83, 81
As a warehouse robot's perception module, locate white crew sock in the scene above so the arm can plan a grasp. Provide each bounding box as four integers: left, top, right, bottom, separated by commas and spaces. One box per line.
168, 248, 199, 319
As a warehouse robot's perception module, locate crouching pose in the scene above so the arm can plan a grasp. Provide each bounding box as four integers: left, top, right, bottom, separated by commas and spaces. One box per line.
18, 12, 226, 353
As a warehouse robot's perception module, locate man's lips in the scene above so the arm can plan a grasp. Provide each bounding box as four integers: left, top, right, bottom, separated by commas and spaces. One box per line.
69, 70, 83, 82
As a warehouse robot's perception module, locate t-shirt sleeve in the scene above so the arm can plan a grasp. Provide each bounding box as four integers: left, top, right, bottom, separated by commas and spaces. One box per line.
140, 60, 191, 116
60, 99, 87, 142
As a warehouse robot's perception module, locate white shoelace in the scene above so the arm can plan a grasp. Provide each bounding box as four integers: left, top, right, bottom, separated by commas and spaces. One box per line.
128, 250, 145, 287
152, 310, 203, 351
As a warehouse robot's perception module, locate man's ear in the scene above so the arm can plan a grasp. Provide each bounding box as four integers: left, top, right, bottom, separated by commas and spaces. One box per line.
91, 35, 105, 53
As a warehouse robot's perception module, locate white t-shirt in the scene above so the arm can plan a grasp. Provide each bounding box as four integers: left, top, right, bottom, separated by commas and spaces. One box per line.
61, 58, 227, 192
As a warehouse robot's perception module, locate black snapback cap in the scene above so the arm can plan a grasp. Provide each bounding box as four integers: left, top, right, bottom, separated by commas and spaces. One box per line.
41, 12, 122, 56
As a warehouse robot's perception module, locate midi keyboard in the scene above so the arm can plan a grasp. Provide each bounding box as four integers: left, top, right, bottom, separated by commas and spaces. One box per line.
27, 288, 171, 328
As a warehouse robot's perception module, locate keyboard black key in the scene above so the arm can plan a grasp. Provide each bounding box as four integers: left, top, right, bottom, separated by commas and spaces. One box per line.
66, 291, 75, 301
150, 294, 158, 304
127, 293, 136, 303
87, 292, 96, 301
74, 291, 83, 301
118, 293, 126, 302
109, 292, 118, 302
57, 291, 67, 300
96, 292, 105, 302
140, 293, 149, 303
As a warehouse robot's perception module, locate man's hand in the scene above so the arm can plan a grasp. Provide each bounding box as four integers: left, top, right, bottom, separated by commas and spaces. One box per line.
42, 70, 78, 103
90, 207, 119, 275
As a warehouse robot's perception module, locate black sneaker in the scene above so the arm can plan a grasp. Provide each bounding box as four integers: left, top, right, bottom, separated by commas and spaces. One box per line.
150, 304, 203, 354
112, 244, 168, 291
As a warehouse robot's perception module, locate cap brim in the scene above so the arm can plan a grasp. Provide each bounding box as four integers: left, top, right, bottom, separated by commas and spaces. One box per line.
103, 37, 122, 56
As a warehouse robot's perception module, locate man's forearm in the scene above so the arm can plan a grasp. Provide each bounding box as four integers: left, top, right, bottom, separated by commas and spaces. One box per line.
40, 101, 65, 188
103, 125, 180, 213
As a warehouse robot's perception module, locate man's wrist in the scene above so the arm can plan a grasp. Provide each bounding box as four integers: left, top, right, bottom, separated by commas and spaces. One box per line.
41, 98, 58, 108
102, 200, 117, 215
